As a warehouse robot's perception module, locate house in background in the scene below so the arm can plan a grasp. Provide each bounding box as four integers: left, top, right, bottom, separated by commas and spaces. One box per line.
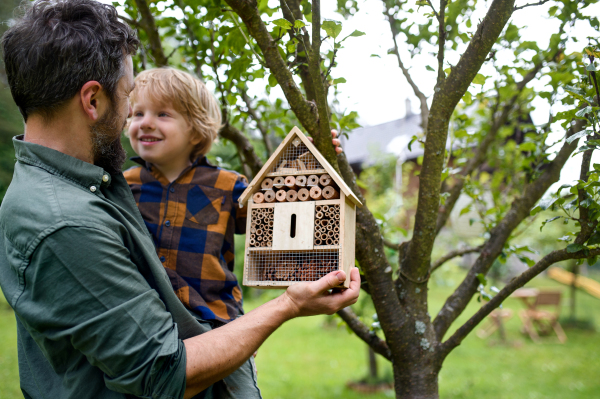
342, 99, 485, 239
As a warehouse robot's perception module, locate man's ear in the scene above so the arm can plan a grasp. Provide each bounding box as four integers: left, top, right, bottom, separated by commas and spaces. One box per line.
80, 81, 104, 122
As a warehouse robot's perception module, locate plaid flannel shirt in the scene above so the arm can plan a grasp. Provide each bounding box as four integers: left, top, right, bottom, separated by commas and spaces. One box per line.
124, 156, 248, 324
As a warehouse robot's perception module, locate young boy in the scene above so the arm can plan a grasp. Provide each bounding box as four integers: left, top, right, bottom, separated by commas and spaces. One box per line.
124, 67, 342, 397
123, 68, 256, 398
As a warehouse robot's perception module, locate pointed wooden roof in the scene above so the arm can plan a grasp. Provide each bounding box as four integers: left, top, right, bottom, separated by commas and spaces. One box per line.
239, 126, 362, 207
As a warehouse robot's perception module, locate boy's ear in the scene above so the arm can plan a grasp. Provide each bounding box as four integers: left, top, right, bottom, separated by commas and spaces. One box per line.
189, 132, 203, 146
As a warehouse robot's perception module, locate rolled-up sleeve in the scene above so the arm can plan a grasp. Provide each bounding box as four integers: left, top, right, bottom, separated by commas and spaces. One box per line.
16, 225, 187, 399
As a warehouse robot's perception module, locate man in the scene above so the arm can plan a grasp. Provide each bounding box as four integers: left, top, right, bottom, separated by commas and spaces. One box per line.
0, 1, 360, 398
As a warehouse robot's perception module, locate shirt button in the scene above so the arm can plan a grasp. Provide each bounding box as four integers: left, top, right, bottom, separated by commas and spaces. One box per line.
90, 186, 97, 192
102, 174, 109, 182
160, 256, 166, 262
165, 220, 171, 227
169, 187, 175, 193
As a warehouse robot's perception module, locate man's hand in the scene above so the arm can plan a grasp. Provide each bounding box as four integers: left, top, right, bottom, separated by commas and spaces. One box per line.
308, 130, 343, 154
282, 267, 360, 318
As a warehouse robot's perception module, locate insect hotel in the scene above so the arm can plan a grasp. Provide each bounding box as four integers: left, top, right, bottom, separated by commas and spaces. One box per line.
238, 127, 362, 288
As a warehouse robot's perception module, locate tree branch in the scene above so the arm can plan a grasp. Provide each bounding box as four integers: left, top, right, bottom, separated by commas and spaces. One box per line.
224, 0, 321, 140
433, 119, 585, 341
435, 61, 545, 235
436, 0, 448, 87
438, 246, 600, 357
241, 90, 273, 157
132, 0, 168, 67
430, 245, 483, 273
337, 308, 392, 360
513, 0, 551, 11
402, 0, 516, 282
383, 3, 429, 130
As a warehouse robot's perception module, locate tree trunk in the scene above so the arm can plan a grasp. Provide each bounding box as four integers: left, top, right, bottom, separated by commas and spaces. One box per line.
368, 346, 378, 381
570, 262, 579, 320
393, 359, 440, 399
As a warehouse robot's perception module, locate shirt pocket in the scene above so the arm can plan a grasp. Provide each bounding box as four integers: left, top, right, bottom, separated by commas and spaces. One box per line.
185, 185, 223, 226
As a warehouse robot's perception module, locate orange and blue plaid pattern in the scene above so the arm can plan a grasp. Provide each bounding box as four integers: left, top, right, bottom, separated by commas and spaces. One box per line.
124, 156, 247, 323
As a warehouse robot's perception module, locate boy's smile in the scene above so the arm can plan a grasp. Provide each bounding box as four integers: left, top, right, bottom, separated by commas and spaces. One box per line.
128, 94, 201, 182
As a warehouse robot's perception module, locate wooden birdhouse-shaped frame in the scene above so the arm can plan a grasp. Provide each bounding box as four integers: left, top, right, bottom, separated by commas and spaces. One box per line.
239, 127, 362, 288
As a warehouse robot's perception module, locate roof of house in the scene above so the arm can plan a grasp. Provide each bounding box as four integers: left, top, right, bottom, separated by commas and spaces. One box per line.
342, 113, 424, 166
239, 126, 362, 207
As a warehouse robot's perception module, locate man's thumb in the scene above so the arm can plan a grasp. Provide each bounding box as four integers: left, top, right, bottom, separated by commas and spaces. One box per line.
314, 270, 346, 292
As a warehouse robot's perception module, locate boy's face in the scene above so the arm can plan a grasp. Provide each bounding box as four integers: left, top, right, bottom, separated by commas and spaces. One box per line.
128, 93, 201, 175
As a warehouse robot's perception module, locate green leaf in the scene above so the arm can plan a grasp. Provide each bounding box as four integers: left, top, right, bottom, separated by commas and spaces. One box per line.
268, 73, 278, 87
472, 73, 488, 85
586, 63, 598, 72
575, 106, 592, 118
348, 30, 365, 37
462, 91, 472, 105
333, 77, 346, 84
519, 142, 537, 152
588, 232, 600, 246
408, 135, 418, 151
305, 12, 312, 23
567, 130, 590, 144
370, 54, 381, 58
567, 243, 584, 253
272, 18, 292, 29
356, 179, 368, 189
293, 20, 306, 28
322, 20, 343, 39
476, 273, 487, 286
426, 65, 435, 72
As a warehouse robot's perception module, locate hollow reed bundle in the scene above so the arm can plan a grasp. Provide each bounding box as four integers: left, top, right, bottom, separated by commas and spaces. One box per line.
249, 207, 274, 248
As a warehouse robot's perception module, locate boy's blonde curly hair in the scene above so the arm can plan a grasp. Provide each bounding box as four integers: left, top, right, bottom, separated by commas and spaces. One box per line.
128, 68, 222, 159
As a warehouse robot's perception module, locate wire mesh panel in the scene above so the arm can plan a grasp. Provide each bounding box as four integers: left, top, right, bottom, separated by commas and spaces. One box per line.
268, 138, 325, 174
246, 248, 340, 283
249, 207, 274, 247
314, 204, 340, 246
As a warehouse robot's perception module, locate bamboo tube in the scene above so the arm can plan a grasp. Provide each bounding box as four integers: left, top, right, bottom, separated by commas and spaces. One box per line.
266, 241, 272, 247
315, 239, 322, 246
334, 213, 340, 219
264, 190, 276, 203
321, 205, 329, 212
322, 186, 339, 199
334, 233, 339, 240
250, 238, 255, 245
315, 211, 323, 219
320, 219, 329, 227
286, 190, 298, 202
273, 176, 285, 187
253, 192, 265, 204
295, 175, 307, 187
319, 174, 332, 186
297, 188, 310, 201
327, 230, 334, 237
307, 175, 319, 186
276, 189, 287, 202
256, 229, 263, 236
250, 227, 256, 234
310, 186, 323, 200
268, 220, 274, 227
326, 238, 333, 245
334, 226, 340, 233
261, 178, 274, 190
320, 233, 327, 240
284, 176, 297, 190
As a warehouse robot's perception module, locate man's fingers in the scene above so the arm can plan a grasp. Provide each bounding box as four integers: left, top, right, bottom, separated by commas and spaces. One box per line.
312, 270, 346, 294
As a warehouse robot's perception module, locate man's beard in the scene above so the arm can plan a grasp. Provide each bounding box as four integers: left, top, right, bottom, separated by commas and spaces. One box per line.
90, 105, 127, 175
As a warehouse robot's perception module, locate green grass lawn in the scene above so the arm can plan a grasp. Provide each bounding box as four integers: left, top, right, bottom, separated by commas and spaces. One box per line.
1, 274, 599, 399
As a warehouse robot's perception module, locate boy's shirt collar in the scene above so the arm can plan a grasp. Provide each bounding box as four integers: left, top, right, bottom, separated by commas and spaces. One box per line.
129, 155, 216, 185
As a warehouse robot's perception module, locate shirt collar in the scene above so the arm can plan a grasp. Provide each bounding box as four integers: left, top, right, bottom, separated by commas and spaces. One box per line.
130, 155, 216, 170
13, 135, 113, 192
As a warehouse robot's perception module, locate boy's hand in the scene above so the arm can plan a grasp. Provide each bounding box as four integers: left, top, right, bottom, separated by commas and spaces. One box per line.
307, 130, 343, 154
281, 267, 360, 318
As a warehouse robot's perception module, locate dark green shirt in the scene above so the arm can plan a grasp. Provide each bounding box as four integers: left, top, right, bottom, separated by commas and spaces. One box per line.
0, 136, 211, 399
